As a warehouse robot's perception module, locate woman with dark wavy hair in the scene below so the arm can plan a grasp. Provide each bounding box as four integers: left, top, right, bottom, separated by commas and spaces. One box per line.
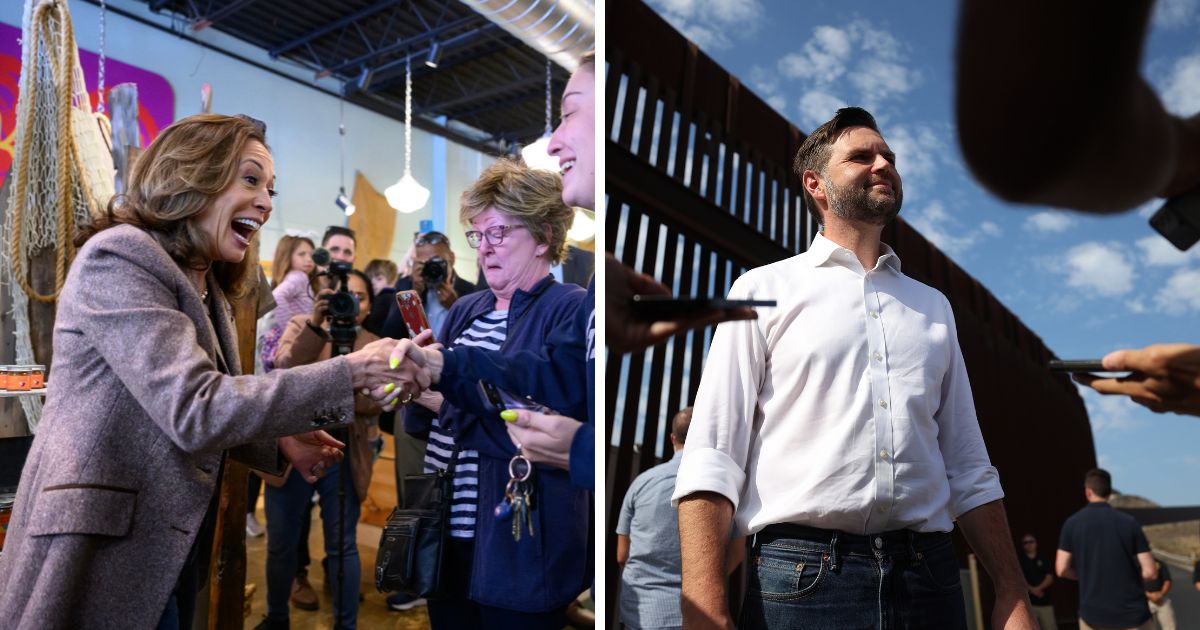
0, 114, 415, 630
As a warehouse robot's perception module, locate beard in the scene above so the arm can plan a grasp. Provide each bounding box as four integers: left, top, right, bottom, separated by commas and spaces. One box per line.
826, 178, 903, 226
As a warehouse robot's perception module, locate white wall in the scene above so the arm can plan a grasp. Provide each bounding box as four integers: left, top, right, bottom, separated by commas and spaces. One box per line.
2, 0, 493, 280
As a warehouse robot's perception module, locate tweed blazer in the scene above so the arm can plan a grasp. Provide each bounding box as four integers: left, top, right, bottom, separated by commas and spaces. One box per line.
0, 224, 356, 629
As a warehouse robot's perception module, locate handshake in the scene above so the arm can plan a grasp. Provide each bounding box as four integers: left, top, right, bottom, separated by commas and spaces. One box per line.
348, 329, 444, 412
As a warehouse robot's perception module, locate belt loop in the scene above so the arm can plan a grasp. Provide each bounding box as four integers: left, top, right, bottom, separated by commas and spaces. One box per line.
752, 531, 758, 550
828, 530, 839, 571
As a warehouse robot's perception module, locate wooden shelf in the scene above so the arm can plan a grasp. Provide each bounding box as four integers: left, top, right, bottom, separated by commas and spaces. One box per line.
0, 389, 45, 398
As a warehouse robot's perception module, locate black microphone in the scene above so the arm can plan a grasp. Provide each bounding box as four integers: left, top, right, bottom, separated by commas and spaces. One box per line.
311, 247, 332, 267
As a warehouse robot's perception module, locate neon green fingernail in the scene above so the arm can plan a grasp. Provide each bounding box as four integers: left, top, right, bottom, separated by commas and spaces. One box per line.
500, 410, 518, 422
384, 383, 395, 394
389, 357, 400, 370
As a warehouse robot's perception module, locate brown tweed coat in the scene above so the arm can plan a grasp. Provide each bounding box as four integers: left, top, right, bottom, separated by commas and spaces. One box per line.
0, 224, 356, 629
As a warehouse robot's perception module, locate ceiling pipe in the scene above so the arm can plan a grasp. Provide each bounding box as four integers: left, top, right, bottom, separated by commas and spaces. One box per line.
457, 0, 593, 71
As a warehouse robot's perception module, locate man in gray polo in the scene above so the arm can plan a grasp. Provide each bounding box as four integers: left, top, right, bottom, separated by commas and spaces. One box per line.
619, 408, 733, 630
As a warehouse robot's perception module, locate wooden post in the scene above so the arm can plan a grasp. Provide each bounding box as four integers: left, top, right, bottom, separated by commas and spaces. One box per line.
206, 274, 262, 628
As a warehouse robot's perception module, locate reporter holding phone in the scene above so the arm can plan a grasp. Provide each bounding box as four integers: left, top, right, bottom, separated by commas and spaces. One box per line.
0, 115, 409, 630
401, 158, 588, 630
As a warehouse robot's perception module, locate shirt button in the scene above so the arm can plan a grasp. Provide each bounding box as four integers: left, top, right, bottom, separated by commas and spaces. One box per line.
879, 400, 887, 408
879, 450, 889, 460
873, 352, 882, 362
869, 310, 879, 319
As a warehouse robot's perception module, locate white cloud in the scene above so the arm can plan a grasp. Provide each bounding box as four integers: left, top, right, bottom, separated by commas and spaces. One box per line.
1134, 198, 1164, 218
980, 221, 1002, 237
1023, 211, 1076, 234
1080, 386, 1144, 433
1160, 52, 1200, 115
905, 200, 999, 257
1062, 241, 1137, 298
1152, 0, 1200, 30
1125, 298, 1148, 314
797, 90, 847, 130
748, 65, 786, 115
1136, 235, 1198, 266
649, 0, 766, 50
776, 18, 920, 118
1153, 267, 1200, 314
884, 124, 946, 204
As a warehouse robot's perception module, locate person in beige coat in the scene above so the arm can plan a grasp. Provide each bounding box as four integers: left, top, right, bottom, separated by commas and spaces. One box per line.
0, 114, 420, 630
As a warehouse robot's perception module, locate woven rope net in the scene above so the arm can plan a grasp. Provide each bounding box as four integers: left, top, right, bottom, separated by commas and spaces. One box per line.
2, 0, 115, 431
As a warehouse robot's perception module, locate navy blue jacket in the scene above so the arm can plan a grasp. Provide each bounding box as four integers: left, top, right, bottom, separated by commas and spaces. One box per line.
433, 279, 595, 491
409, 275, 592, 612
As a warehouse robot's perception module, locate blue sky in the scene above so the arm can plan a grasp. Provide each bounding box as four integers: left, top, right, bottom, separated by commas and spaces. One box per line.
642, 0, 1200, 505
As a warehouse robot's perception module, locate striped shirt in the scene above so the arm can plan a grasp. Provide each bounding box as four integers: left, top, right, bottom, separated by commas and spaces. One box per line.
424, 309, 508, 539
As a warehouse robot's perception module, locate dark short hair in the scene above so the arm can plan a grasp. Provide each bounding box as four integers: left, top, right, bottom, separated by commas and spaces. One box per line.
346, 268, 376, 311
671, 407, 693, 444
1085, 468, 1112, 499
792, 107, 881, 225
322, 225, 356, 246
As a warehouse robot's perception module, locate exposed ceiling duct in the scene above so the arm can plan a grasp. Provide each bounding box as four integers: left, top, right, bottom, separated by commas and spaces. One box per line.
458, 0, 594, 72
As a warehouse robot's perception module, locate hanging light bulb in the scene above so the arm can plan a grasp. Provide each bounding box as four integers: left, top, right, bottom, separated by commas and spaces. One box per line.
335, 103, 356, 216
521, 59, 558, 172
336, 187, 356, 216
385, 55, 430, 213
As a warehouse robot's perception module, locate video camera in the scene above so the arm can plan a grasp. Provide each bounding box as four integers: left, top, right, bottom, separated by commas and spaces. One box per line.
311, 247, 358, 356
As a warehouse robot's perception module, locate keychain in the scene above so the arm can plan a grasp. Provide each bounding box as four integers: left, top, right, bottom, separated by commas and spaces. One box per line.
494, 446, 536, 541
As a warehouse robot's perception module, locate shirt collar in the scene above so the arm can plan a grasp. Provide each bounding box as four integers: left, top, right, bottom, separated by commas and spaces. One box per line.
805, 232, 902, 274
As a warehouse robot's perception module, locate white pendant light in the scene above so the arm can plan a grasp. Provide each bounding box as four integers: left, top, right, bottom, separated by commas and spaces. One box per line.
521, 59, 558, 172
385, 55, 430, 213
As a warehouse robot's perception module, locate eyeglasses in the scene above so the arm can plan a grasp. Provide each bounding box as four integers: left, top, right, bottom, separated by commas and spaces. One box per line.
415, 232, 449, 247
465, 224, 526, 249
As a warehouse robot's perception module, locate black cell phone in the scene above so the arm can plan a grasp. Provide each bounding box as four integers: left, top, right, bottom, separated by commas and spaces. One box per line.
1048, 360, 1106, 373
478, 380, 551, 416
628, 295, 776, 320
1150, 185, 1200, 251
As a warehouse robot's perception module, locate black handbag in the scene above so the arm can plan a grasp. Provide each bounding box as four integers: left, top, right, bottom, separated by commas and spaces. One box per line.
375, 445, 460, 599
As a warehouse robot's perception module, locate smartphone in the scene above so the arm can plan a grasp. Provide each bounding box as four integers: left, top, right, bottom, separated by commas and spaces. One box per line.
1150, 185, 1200, 251
1048, 359, 1106, 372
629, 295, 776, 320
395, 290, 431, 338
478, 380, 551, 416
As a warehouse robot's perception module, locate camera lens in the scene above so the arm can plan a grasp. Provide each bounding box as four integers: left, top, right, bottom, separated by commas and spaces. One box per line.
422, 257, 448, 285
327, 291, 359, 320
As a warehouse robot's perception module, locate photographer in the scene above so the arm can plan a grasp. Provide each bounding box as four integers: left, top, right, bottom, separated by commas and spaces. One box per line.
256, 268, 381, 630
380, 231, 476, 340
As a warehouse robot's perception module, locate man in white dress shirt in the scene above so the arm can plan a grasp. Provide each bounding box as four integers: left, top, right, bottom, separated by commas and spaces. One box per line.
672, 107, 1036, 629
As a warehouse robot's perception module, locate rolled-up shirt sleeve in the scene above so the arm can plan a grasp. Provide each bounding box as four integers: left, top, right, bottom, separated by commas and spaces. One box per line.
935, 300, 1004, 518
671, 276, 767, 510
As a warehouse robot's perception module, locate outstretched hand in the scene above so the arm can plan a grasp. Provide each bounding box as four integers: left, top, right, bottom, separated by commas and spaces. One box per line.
606, 253, 757, 354
280, 430, 345, 483
1075, 343, 1200, 416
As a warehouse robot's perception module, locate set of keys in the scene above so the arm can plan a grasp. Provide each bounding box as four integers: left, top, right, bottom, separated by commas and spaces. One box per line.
494, 448, 536, 541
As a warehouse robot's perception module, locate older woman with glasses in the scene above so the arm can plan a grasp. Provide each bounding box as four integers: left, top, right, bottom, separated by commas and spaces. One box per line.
399, 158, 588, 630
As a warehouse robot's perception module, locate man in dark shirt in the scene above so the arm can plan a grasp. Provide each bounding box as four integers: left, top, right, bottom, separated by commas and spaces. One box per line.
1019, 533, 1057, 629
1145, 554, 1176, 630
1057, 468, 1157, 630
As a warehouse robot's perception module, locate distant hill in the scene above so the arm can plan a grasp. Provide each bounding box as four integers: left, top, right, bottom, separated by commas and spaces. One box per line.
1110, 492, 1200, 561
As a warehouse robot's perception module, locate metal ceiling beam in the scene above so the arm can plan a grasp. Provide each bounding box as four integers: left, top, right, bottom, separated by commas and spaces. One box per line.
319, 14, 485, 78
414, 73, 542, 115
454, 85, 547, 121
269, 0, 405, 59
351, 92, 508, 156
192, 0, 260, 30
363, 23, 500, 90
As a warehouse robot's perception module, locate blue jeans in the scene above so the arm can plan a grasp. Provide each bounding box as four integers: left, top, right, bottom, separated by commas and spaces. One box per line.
264, 465, 361, 629
741, 524, 967, 630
